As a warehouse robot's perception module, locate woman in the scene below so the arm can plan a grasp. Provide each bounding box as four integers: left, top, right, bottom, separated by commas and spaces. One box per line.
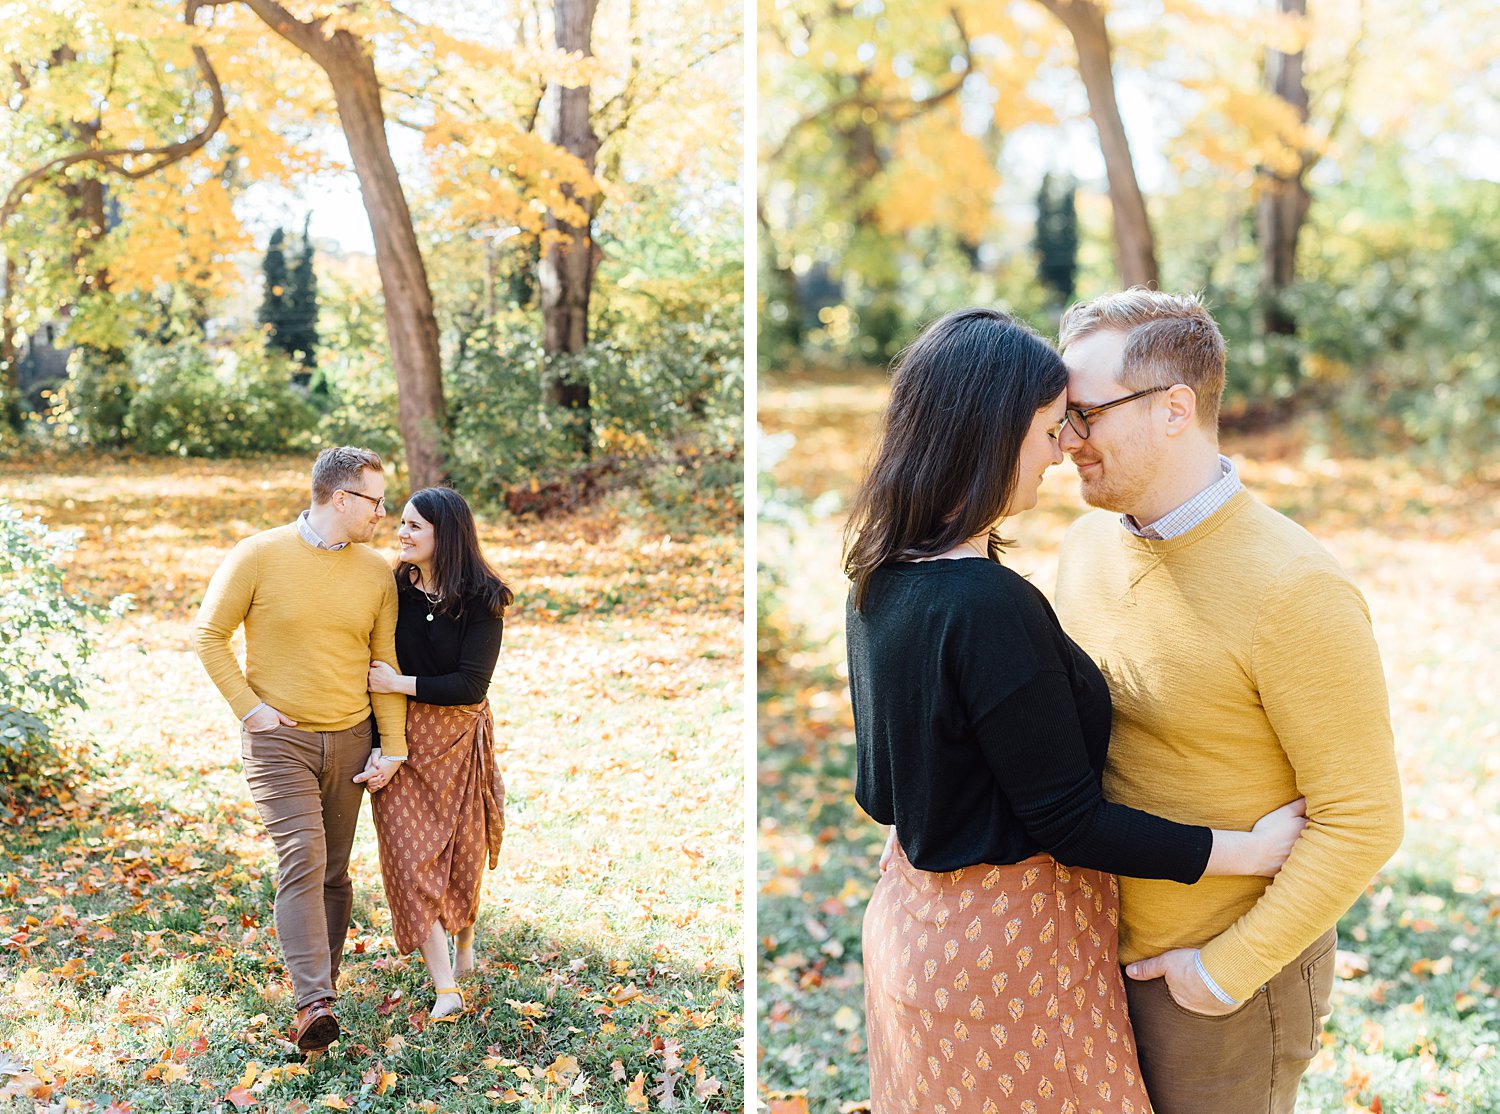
364, 486, 511, 1021
843, 308, 1305, 1112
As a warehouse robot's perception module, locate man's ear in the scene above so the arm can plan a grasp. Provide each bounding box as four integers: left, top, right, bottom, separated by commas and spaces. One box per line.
1162, 383, 1198, 436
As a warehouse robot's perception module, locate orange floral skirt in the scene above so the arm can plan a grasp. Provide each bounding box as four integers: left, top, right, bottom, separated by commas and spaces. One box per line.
371, 700, 505, 954
862, 844, 1153, 1114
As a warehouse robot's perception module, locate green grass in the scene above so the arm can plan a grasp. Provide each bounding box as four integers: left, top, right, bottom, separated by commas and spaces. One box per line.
0, 455, 743, 1113
756, 366, 1500, 1114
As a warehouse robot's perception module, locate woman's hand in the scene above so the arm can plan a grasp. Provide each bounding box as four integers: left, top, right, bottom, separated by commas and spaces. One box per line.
353, 752, 403, 792
879, 827, 898, 873
1249, 797, 1308, 876
368, 660, 402, 694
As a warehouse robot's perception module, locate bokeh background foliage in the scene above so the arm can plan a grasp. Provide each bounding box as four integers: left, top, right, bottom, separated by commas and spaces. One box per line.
759, 0, 1500, 467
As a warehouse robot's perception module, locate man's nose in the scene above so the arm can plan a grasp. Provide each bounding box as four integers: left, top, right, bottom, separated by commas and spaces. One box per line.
1058, 420, 1084, 455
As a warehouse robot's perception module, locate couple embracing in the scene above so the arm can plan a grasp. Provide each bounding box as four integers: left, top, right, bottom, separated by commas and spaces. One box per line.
848, 291, 1404, 1113
192, 446, 509, 1052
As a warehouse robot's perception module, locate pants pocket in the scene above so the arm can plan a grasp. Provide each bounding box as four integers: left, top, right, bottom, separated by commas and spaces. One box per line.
1270, 930, 1336, 1066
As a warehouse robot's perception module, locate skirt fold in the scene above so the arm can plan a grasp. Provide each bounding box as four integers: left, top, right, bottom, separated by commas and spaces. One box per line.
371, 700, 505, 954
863, 846, 1153, 1114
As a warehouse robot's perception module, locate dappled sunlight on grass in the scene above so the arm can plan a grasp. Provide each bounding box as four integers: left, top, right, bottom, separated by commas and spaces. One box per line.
0, 454, 742, 1112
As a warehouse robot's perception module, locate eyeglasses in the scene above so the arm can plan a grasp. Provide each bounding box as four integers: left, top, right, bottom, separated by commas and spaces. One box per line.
1061, 385, 1172, 440
341, 489, 386, 512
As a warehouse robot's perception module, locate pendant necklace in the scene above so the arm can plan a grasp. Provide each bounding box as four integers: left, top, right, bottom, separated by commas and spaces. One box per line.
419, 580, 441, 621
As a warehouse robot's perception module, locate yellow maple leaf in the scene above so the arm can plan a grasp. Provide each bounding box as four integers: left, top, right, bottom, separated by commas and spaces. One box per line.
625, 1071, 649, 1112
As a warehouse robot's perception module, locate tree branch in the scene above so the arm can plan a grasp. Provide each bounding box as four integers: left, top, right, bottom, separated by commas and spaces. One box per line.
764, 6, 971, 167
0, 44, 227, 229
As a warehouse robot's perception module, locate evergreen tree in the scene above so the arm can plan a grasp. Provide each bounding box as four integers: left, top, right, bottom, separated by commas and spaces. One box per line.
1033, 174, 1079, 304
257, 227, 289, 346
284, 215, 320, 383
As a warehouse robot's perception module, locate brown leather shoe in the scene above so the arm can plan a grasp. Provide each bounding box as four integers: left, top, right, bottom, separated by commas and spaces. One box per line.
293, 999, 339, 1052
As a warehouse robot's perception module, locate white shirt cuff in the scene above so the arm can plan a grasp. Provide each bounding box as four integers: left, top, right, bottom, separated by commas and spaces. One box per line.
240, 702, 267, 722
1194, 951, 1240, 1006
376, 753, 407, 762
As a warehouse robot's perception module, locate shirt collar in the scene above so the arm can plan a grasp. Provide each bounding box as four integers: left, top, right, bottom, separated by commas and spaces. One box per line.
1122, 455, 1242, 541
297, 509, 349, 551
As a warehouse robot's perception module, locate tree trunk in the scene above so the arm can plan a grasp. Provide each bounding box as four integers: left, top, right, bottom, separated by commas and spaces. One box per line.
538, 0, 600, 454
1258, 0, 1310, 339
0, 255, 17, 430
320, 36, 446, 487
1035, 0, 1159, 289
218, 0, 448, 487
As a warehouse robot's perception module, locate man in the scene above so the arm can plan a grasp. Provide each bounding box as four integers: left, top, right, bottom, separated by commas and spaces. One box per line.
1051, 290, 1403, 1113
193, 446, 408, 1052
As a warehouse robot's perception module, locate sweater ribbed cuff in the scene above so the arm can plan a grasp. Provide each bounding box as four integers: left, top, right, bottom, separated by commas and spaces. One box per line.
1198, 930, 1273, 1004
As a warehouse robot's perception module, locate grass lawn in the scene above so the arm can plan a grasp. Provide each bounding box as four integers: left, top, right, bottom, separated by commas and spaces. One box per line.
0, 453, 744, 1113
757, 365, 1500, 1114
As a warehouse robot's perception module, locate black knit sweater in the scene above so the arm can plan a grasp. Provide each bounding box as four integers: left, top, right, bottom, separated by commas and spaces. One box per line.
847, 558, 1211, 880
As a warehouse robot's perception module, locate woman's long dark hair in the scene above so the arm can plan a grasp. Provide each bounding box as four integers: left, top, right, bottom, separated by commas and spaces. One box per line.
396, 486, 513, 619
843, 308, 1068, 610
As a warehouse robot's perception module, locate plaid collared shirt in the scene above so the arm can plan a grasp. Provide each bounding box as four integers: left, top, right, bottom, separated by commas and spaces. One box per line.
1123, 455, 1242, 540
296, 509, 349, 551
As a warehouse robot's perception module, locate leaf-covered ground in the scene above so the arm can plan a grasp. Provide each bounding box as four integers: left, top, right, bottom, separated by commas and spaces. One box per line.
0, 453, 744, 1113
757, 365, 1500, 1114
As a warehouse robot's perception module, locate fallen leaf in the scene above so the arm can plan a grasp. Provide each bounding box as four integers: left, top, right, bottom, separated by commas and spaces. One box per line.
625, 1071, 649, 1112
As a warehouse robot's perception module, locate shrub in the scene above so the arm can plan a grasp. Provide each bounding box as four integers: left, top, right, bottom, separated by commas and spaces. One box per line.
0, 504, 129, 792
58, 337, 321, 455
445, 305, 743, 509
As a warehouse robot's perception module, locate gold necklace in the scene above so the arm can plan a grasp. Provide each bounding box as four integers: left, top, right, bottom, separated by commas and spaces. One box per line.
416, 574, 441, 621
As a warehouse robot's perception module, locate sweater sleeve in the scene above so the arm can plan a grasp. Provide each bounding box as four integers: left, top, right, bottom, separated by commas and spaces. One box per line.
976, 671, 1213, 883
1198, 558, 1403, 1001
192, 538, 261, 720
414, 609, 503, 706
368, 575, 408, 757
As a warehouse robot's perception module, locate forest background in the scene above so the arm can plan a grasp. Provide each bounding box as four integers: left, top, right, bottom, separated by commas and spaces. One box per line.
0, 0, 745, 1111
758, 0, 1500, 1110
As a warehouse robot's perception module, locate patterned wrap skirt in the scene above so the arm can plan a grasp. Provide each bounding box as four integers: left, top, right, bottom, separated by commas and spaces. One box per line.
371, 700, 506, 954
862, 844, 1154, 1114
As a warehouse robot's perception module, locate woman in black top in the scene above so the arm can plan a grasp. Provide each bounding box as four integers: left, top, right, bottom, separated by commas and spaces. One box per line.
843, 308, 1305, 1112
364, 486, 511, 1022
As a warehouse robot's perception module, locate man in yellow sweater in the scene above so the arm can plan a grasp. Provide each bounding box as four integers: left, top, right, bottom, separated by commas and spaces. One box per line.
193, 446, 408, 1053
1052, 291, 1403, 1113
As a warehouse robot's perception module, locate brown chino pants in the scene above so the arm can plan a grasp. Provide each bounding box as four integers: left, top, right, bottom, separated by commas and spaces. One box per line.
1124, 928, 1337, 1114
240, 718, 372, 1009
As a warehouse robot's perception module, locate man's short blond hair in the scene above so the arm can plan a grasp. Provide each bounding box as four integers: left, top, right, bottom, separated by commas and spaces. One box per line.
311, 446, 384, 504
1058, 288, 1227, 428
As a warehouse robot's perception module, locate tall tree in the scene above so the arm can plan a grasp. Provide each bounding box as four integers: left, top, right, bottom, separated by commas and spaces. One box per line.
286, 215, 320, 380
1257, 0, 1311, 341
1034, 173, 1080, 304
258, 226, 290, 347
1033, 0, 1159, 288
187, 0, 446, 487
538, 0, 602, 453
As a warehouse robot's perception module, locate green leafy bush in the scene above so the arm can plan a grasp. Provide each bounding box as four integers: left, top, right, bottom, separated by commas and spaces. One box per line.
58, 337, 321, 455
445, 305, 743, 507
0, 504, 129, 790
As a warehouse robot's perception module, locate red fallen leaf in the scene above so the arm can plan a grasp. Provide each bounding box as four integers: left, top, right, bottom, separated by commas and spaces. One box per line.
225, 1085, 257, 1109
103, 1103, 133, 1114
375, 990, 402, 1016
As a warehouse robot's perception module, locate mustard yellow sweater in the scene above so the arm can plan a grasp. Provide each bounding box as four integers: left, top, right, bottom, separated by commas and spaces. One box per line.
1054, 490, 1402, 1002
192, 524, 407, 757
